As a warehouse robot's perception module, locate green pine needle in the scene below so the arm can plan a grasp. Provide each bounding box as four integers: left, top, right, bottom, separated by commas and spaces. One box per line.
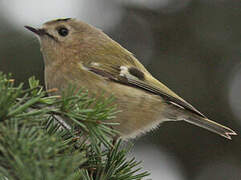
0, 72, 150, 180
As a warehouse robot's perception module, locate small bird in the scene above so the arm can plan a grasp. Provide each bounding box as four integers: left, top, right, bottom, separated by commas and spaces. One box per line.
25, 18, 237, 140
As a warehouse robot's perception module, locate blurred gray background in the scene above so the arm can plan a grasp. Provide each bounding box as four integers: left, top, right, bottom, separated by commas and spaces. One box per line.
0, 0, 240, 179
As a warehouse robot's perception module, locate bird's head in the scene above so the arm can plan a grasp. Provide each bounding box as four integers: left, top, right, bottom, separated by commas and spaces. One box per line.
25, 18, 105, 65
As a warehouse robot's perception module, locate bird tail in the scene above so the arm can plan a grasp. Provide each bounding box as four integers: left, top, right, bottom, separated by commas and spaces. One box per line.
184, 117, 237, 140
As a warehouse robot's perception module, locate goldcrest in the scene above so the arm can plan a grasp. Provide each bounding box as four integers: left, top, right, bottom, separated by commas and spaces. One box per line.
25, 18, 237, 140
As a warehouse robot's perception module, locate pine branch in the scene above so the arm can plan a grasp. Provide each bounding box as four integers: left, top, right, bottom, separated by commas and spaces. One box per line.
0, 72, 150, 180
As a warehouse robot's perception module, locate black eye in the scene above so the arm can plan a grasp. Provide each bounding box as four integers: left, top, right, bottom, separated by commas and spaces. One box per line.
57, 27, 69, 37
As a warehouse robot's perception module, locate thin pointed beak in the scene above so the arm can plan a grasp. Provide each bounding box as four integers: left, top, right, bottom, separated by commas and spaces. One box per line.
24, 25, 57, 41
24, 26, 46, 36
